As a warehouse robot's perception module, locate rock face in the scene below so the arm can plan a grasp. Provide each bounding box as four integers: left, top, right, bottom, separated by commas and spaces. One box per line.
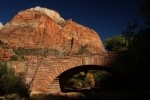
29, 6, 64, 21
0, 22, 3, 30
0, 48, 13, 61
0, 7, 105, 57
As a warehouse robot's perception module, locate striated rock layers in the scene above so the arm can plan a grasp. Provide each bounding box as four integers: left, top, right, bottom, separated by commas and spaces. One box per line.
0, 22, 3, 30
0, 7, 105, 57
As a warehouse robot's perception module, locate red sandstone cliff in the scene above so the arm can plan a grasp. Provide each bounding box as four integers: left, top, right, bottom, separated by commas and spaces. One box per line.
0, 7, 105, 58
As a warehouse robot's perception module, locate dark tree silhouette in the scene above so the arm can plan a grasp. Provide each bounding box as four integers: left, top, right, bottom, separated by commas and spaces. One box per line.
104, 0, 150, 91
122, 20, 138, 49
140, 0, 150, 26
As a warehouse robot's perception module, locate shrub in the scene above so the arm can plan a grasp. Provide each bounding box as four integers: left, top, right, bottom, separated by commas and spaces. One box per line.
65, 71, 96, 89
76, 45, 92, 55
85, 73, 95, 87
9, 55, 19, 61
0, 62, 29, 98
93, 70, 112, 88
13, 47, 64, 57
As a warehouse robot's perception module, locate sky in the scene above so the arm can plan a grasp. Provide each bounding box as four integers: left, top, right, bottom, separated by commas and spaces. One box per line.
0, 0, 142, 42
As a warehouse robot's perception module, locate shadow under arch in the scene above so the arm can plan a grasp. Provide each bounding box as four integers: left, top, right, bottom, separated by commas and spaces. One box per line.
58, 65, 112, 92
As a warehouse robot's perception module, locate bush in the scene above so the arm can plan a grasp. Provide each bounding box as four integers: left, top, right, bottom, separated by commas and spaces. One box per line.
0, 62, 29, 98
9, 55, 20, 61
93, 70, 112, 88
65, 71, 96, 89
85, 73, 95, 87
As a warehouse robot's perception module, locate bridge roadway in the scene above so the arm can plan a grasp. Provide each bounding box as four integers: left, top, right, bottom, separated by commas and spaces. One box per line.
8, 53, 123, 94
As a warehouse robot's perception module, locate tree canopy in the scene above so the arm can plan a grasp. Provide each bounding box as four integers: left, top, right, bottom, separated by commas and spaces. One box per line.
104, 35, 128, 51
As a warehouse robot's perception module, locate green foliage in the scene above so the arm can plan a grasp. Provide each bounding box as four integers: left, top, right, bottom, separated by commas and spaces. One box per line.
9, 55, 20, 61
76, 44, 92, 55
104, 35, 128, 51
64, 70, 113, 91
13, 47, 64, 57
92, 70, 112, 88
0, 62, 29, 97
104, 21, 138, 51
65, 70, 112, 90
66, 72, 86, 89
85, 72, 95, 87
70, 79, 83, 89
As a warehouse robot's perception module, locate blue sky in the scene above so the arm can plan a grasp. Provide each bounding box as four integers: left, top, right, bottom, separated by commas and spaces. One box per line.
0, 0, 142, 42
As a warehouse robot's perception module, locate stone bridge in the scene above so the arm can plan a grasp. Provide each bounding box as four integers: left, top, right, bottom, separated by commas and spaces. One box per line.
8, 52, 124, 94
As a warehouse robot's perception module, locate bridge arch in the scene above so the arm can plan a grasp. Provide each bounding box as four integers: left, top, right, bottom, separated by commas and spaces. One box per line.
30, 55, 118, 94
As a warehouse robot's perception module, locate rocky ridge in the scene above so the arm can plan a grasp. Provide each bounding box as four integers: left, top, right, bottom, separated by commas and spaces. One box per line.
0, 7, 105, 60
